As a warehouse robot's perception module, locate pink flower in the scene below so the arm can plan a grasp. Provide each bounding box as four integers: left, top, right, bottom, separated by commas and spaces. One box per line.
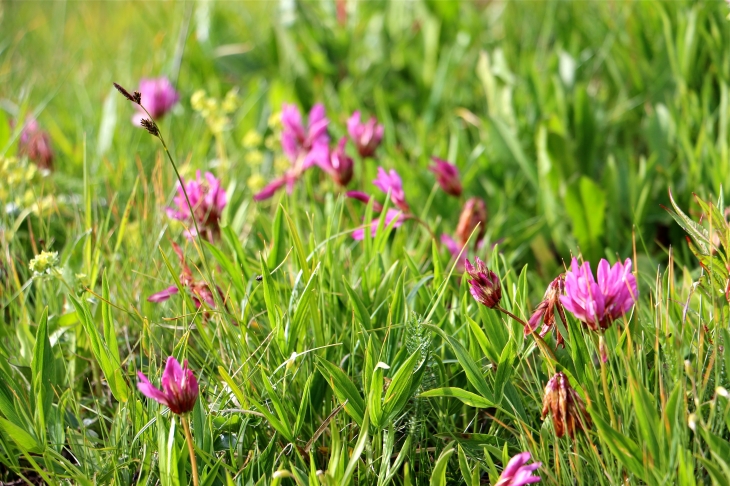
465, 257, 502, 308
347, 111, 383, 158
321, 137, 353, 186
494, 451, 541, 486
429, 157, 461, 197
147, 242, 221, 309
281, 103, 330, 168
133, 77, 179, 126
255, 104, 330, 200
373, 167, 409, 212
560, 258, 638, 331
166, 171, 226, 241
17, 118, 53, 171
137, 357, 199, 415
352, 209, 404, 240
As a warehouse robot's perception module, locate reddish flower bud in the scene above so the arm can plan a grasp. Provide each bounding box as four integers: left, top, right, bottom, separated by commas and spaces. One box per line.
17, 118, 54, 171
541, 372, 591, 438
429, 157, 462, 197
456, 198, 487, 248
465, 257, 502, 308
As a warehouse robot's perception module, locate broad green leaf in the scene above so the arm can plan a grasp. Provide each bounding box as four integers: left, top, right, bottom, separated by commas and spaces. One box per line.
316, 359, 365, 427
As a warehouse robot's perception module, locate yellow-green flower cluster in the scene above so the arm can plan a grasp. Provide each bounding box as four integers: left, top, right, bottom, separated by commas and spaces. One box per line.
0, 156, 54, 215
191, 89, 240, 135
29, 250, 59, 276
1, 156, 37, 200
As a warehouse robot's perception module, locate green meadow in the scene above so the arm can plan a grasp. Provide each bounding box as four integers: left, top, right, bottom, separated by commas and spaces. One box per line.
2, 1, 730, 484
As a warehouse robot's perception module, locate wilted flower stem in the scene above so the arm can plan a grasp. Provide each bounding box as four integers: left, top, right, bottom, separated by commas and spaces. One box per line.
181, 415, 200, 486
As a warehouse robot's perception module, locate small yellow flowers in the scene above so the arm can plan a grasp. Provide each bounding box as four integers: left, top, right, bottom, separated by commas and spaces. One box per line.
29, 251, 60, 276
191, 89, 240, 136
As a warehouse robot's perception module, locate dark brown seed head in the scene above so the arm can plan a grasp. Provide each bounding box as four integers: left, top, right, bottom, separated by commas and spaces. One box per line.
140, 118, 159, 137
113, 82, 138, 103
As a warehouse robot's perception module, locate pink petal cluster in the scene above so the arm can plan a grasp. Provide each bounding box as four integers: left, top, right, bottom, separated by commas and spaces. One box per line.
166, 171, 227, 241
495, 451, 541, 486
148, 242, 221, 309
17, 117, 53, 171
255, 104, 330, 200
429, 157, 461, 197
373, 167, 409, 212
347, 111, 383, 158
320, 137, 354, 186
351, 209, 404, 240
560, 258, 638, 331
133, 77, 179, 126
137, 357, 199, 415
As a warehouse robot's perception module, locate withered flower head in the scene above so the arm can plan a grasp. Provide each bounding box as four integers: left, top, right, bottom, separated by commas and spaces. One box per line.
464, 257, 502, 308
456, 197, 487, 248
541, 372, 591, 438
525, 274, 567, 346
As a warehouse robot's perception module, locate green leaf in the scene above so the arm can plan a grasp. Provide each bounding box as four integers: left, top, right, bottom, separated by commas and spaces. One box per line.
316, 359, 365, 427
268, 203, 287, 268
591, 411, 645, 480
0, 417, 42, 453
69, 295, 128, 403
426, 324, 493, 402
343, 279, 371, 331
31, 307, 53, 441
430, 445, 455, 486
101, 273, 128, 402
420, 387, 495, 408
564, 176, 606, 257
382, 350, 424, 424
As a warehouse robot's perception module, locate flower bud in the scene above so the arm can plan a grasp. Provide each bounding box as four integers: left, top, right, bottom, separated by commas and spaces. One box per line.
429, 157, 462, 197
464, 257, 502, 308
456, 198, 487, 248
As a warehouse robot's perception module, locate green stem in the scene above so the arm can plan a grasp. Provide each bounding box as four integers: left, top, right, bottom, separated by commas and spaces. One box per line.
182, 415, 200, 486
599, 339, 616, 427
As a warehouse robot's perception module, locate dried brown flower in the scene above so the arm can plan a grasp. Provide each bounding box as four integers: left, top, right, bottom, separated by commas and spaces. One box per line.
140, 118, 159, 137
541, 372, 591, 438
525, 274, 567, 346
456, 197, 487, 248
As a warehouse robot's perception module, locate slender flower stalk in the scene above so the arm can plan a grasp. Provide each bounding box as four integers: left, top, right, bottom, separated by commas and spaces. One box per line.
495, 451, 541, 486
114, 81, 219, 311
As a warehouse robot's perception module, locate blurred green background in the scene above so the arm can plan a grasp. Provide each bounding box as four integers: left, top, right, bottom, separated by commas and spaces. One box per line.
2, 0, 730, 273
